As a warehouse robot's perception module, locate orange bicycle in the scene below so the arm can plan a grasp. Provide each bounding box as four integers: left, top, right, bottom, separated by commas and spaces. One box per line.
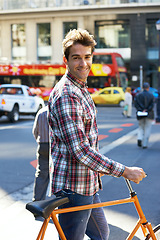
26, 179, 160, 240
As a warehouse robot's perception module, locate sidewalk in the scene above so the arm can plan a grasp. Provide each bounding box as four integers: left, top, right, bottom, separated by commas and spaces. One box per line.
0, 122, 159, 240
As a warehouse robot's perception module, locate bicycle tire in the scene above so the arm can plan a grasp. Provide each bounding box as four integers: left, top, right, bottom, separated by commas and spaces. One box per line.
145, 224, 160, 240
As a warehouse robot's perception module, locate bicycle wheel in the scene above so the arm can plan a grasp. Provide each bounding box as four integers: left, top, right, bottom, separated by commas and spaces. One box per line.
145, 224, 160, 240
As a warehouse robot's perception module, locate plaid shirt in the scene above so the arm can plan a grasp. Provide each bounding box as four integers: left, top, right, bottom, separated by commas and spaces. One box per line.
48, 72, 125, 196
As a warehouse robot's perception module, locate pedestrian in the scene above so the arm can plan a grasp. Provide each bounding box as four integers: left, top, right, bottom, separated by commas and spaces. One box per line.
48, 28, 146, 240
32, 106, 50, 201
134, 82, 154, 149
122, 87, 132, 118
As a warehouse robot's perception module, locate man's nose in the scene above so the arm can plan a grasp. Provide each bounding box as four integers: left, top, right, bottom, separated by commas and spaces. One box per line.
79, 58, 87, 66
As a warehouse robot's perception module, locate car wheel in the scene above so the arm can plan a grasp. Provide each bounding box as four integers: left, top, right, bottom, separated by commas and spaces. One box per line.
119, 100, 124, 107
8, 105, 19, 122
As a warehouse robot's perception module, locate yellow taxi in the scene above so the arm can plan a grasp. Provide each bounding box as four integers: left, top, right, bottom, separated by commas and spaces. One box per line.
90, 87, 125, 107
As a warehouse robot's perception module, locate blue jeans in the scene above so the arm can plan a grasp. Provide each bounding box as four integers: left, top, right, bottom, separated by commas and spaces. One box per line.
55, 190, 109, 240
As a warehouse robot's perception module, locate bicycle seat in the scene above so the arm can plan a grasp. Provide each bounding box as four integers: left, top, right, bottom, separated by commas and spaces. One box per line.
26, 196, 69, 219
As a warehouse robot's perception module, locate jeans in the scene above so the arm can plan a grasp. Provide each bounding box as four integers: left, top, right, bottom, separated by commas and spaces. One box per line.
137, 118, 152, 147
55, 190, 109, 240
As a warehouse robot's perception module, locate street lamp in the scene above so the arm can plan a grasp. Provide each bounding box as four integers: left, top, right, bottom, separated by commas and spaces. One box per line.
155, 19, 160, 122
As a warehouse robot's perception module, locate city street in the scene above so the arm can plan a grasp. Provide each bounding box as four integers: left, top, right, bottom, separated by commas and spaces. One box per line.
0, 1, 159, 239
0, 106, 160, 240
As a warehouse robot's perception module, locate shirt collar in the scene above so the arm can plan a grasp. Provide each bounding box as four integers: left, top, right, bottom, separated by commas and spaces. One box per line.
66, 71, 87, 89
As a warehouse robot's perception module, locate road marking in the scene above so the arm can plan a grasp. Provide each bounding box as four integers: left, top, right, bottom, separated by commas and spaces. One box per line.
100, 128, 138, 155
0, 125, 16, 130
121, 123, 134, 127
98, 134, 109, 140
98, 123, 122, 129
30, 159, 38, 168
108, 128, 123, 133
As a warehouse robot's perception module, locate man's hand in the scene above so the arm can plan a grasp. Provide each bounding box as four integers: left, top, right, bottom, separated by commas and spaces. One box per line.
122, 166, 147, 184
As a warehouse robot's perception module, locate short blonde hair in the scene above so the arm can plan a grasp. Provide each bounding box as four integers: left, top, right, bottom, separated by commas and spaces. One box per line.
126, 87, 131, 93
62, 28, 97, 60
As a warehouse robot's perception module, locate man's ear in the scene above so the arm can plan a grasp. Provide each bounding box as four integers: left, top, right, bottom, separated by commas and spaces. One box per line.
63, 56, 67, 65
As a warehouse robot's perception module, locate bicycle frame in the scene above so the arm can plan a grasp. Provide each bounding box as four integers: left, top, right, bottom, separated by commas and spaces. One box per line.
36, 179, 157, 240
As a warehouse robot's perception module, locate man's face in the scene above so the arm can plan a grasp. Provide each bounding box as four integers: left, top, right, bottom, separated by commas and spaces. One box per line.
63, 43, 93, 82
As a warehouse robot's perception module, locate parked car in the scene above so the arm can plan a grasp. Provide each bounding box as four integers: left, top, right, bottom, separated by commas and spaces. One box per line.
0, 84, 45, 122
132, 87, 158, 101
90, 87, 125, 107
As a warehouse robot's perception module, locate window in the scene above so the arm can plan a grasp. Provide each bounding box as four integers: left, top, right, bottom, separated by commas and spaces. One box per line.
37, 23, 51, 62
145, 19, 159, 88
87, 76, 110, 88
0, 87, 23, 95
119, 72, 128, 89
146, 19, 159, 60
63, 22, 77, 38
101, 90, 111, 95
146, 19, 158, 49
95, 20, 130, 49
116, 56, 125, 67
11, 24, 26, 61
113, 89, 120, 94
27, 88, 33, 96
93, 54, 112, 64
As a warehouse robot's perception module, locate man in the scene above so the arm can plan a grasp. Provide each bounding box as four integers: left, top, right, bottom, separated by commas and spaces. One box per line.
32, 106, 50, 201
48, 29, 146, 240
134, 82, 154, 149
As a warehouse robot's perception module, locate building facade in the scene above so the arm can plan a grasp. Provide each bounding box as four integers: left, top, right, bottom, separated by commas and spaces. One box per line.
0, 0, 160, 88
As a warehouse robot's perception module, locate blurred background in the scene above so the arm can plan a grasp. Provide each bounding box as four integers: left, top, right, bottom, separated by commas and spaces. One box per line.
0, 0, 160, 96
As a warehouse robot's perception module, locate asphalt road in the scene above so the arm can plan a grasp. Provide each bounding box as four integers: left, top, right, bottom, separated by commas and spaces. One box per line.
0, 116, 36, 197
0, 106, 160, 240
